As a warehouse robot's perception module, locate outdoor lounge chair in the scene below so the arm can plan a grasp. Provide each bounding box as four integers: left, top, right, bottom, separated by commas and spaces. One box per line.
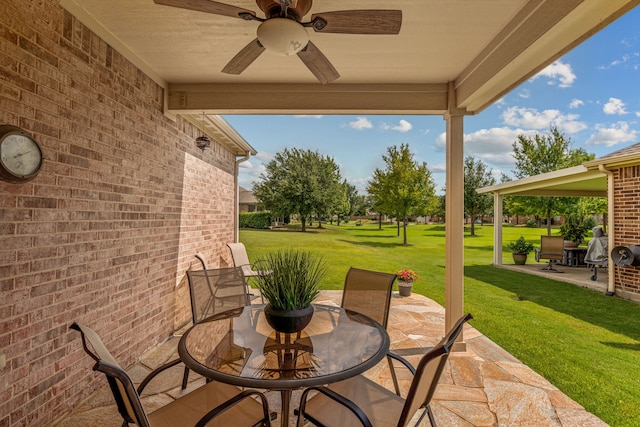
70, 322, 272, 427
296, 313, 473, 427
535, 235, 564, 272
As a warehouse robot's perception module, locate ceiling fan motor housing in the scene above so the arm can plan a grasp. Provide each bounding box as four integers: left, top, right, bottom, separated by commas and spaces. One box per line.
257, 18, 309, 56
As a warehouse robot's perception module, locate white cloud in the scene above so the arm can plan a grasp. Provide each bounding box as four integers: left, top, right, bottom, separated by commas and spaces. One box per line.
518, 89, 530, 99
501, 107, 587, 133
380, 119, 412, 133
603, 97, 628, 115
254, 151, 272, 161
348, 117, 373, 130
294, 115, 323, 119
429, 162, 446, 174
569, 99, 584, 109
435, 127, 537, 169
238, 159, 267, 188
532, 60, 576, 88
636, 111, 640, 118
346, 175, 370, 194
585, 121, 638, 147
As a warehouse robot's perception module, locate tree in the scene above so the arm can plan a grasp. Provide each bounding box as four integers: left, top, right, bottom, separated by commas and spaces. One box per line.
510, 126, 594, 234
464, 156, 496, 236
253, 148, 342, 232
367, 144, 436, 245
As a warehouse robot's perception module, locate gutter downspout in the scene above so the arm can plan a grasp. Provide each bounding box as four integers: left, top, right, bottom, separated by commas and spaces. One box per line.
235, 152, 251, 243
598, 164, 615, 296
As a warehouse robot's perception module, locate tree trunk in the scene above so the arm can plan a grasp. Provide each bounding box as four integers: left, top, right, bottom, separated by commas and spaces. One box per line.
546, 208, 552, 236
403, 218, 408, 245
378, 214, 382, 230
300, 216, 306, 232
397, 220, 400, 236
470, 217, 476, 236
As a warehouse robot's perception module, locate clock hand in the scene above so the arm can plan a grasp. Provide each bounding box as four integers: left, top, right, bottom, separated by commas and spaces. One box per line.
13, 150, 34, 158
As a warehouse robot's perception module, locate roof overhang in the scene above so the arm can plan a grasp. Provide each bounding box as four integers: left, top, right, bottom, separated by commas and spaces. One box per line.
477, 165, 607, 197
183, 114, 257, 156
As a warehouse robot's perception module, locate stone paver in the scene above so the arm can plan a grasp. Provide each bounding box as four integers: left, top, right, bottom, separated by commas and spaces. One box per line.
51, 290, 608, 427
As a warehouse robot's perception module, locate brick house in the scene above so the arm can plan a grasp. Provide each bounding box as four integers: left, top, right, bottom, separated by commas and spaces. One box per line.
2, 1, 637, 425
0, 3, 256, 425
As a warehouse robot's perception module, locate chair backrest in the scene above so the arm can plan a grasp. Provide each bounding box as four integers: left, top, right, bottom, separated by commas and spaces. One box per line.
227, 242, 251, 267
70, 322, 151, 427
186, 267, 248, 323
341, 267, 396, 328
194, 252, 209, 270
539, 235, 564, 260
397, 313, 474, 427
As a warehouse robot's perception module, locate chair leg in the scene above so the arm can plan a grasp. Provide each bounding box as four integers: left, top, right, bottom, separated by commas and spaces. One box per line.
388, 355, 401, 396
181, 366, 189, 389
540, 260, 563, 273
425, 404, 437, 427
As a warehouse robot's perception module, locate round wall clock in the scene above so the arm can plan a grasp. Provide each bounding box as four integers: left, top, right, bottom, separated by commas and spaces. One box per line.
0, 125, 44, 183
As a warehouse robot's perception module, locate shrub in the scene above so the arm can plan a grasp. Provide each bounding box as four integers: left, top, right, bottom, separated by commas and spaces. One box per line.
507, 236, 535, 255
525, 218, 537, 228
239, 211, 272, 229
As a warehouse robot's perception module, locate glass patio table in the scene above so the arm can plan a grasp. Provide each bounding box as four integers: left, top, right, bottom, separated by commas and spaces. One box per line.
178, 303, 390, 427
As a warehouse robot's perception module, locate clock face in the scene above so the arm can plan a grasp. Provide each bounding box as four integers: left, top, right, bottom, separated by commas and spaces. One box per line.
0, 126, 43, 182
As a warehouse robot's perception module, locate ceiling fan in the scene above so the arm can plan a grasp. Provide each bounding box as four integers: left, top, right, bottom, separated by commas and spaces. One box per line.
153, 0, 402, 83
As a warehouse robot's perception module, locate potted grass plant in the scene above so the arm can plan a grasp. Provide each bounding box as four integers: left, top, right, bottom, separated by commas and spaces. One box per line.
257, 249, 326, 333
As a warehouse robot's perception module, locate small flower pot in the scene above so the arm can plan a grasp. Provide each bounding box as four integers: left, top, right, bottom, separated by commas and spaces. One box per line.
512, 253, 527, 265
397, 281, 413, 297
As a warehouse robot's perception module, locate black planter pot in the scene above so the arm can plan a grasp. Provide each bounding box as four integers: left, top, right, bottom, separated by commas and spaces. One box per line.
264, 304, 314, 333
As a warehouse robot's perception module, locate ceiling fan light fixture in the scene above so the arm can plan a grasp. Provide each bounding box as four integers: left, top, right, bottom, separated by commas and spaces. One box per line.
257, 18, 309, 56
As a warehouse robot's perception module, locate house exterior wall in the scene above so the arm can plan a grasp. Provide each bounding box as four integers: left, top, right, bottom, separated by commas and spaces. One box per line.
612, 166, 640, 296
0, 1, 235, 425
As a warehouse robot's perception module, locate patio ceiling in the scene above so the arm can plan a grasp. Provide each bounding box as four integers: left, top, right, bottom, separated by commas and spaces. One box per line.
59, 0, 640, 115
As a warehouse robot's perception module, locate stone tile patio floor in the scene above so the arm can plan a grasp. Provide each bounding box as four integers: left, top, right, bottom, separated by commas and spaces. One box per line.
52, 290, 607, 427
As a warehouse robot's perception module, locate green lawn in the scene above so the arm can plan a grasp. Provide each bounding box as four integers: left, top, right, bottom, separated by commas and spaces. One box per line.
240, 222, 640, 426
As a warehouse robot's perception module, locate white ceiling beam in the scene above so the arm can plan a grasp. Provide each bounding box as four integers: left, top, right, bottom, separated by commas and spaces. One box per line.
166, 83, 450, 114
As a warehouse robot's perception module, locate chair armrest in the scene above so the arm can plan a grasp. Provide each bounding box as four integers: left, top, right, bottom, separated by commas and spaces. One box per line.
297, 386, 373, 427
387, 351, 417, 375
194, 389, 272, 427
136, 358, 183, 394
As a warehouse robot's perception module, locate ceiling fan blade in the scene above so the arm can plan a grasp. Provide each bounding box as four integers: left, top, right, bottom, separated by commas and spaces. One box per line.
310, 10, 402, 34
153, 0, 256, 20
222, 39, 266, 74
297, 41, 339, 84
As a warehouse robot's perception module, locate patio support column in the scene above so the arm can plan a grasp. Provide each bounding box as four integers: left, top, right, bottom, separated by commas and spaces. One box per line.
444, 82, 466, 349
234, 153, 251, 242
493, 192, 503, 265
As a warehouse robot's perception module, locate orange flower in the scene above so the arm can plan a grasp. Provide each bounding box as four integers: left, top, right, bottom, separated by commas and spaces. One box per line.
395, 269, 419, 282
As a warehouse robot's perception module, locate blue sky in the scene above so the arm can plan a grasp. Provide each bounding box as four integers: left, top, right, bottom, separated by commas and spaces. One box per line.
225, 6, 640, 194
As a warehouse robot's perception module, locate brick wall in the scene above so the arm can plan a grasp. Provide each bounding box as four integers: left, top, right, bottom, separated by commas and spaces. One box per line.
1, 1, 236, 425
612, 166, 640, 295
